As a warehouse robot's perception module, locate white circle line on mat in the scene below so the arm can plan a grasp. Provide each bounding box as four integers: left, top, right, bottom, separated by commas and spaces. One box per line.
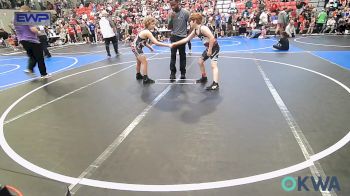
0, 56, 349, 191
294, 37, 350, 48
0, 64, 20, 75
0, 56, 78, 89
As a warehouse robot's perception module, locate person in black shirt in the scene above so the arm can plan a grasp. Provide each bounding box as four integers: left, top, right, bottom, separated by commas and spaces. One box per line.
0, 28, 9, 40
227, 13, 234, 36
0, 28, 9, 47
273, 31, 289, 51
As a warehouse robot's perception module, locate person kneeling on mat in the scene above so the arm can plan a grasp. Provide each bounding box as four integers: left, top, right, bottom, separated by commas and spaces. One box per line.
273, 31, 289, 51
171, 13, 220, 90
131, 16, 171, 84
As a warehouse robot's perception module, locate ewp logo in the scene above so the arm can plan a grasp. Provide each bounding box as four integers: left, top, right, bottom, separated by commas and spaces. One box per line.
14, 12, 51, 26
281, 176, 341, 192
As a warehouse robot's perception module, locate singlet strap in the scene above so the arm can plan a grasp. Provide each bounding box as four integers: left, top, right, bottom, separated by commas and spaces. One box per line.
138, 29, 149, 40
195, 25, 203, 36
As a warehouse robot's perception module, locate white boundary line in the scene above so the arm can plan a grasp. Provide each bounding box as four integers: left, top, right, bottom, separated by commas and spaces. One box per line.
0, 44, 132, 56
0, 43, 85, 56
154, 38, 277, 53
2, 58, 156, 125
256, 61, 335, 196
155, 82, 196, 85
294, 36, 350, 48
0, 56, 78, 90
191, 41, 241, 48
0, 56, 349, 192
155, 79, 197, 85
1, 51, 24, 56
52, 46, 131, 55
0, 64, 20, 75
69, 55, 198, 194
0, 57, 29, 62
156, 79, 197, 81
153, 46, 274, 53
3, 54, 178, 124
307, 51, 350, 71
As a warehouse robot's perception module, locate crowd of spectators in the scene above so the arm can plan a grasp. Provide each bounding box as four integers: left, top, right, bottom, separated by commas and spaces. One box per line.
219, 0, 350, 37
0, 0, 349, 49
0, 0, 71, 10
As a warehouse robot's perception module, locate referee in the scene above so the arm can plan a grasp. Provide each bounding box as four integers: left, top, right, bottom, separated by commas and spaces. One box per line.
168, 0, 189, 81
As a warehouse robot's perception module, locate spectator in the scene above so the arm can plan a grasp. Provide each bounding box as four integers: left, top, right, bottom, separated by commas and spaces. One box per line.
229, 0, 237, 14
306, 17, 316, 34
75, 23, 83, 42
273, 31, 289, 51
242, 8, 250, 19
67, 24, 76, 43
316, 9, 328, 32
285, 20, 297, 37
0, 28, 9, 47
227, 13, 235, 36
87, 21, 96, 43
259, 9, 269, 26
245, 0, 253, 9
322, 17, 336, 33
99, 10, 120, 57
0, 28, 9, 40
276, 8, 288, 35
37, 25, 52, 57
336, 16, 347, 34
296, 0, 307, 16
259, 26, 268, 39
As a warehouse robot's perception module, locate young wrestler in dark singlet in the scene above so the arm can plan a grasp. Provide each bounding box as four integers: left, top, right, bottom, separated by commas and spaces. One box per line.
131, 17, 171, 84
172, 13, 220, 90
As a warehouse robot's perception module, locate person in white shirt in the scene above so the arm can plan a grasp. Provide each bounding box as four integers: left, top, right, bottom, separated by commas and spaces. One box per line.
229, 0, 236, 13
259, 26, 268, 39
259, 10, 268, 26
99, 10, 120, 57
285, 20, 296, 37
322, 17, 336, 33
37, 25, 51, 57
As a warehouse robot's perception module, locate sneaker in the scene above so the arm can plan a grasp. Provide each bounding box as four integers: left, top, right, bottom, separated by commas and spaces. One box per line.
116, 52, 121, 56
180, 74, 186, 79
169, 73, 176, 81
107, 54, 111, 58
206, 81, 219, 90
24, 69, 34, 74
189, 49, 192, 55
136, 73, 143, 80
196, 76, 208, 84
24, 69, 35, 76
143, 77, 155, 84
40, 74, 51, 80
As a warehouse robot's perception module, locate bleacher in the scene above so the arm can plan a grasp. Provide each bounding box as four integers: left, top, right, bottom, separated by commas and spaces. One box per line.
217, 0, 325, 16
216, 0, 232, 14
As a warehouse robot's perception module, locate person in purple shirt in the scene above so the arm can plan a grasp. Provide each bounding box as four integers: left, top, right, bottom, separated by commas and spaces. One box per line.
15, 5, 49, 79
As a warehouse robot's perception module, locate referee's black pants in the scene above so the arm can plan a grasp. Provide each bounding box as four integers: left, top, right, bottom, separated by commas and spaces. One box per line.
170, 35, 186, 75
